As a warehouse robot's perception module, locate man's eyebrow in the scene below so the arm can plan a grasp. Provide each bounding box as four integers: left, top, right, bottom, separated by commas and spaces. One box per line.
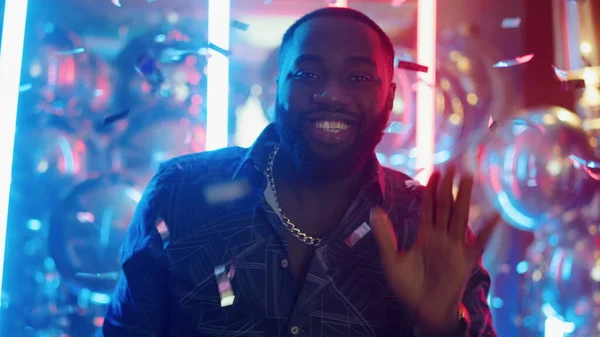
346, 56, 377, 67
294, 54, 324, 64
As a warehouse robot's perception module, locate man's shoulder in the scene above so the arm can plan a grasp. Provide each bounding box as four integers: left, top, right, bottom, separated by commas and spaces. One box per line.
154, 146, 248, 186
381, 166, 421, 191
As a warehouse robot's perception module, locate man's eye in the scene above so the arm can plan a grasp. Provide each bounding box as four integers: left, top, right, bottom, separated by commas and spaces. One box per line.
292, 71, 320, 79
350, 75, 374, 83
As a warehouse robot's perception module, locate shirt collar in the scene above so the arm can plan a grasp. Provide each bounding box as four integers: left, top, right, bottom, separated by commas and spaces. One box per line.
232, 123, 387, 201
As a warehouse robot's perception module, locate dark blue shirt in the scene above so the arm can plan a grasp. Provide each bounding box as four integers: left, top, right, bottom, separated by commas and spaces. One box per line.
102, 124, 497, 337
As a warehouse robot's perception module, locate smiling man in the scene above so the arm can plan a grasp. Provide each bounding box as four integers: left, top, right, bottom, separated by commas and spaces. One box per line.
102, 7, 498, 337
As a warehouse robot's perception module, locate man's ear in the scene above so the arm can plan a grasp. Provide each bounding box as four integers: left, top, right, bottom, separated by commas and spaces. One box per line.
386, 82, 396, 111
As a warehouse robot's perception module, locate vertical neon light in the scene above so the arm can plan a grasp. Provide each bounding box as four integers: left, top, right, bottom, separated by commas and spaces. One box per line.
206, 0, 231, 150
0, 0, 28, 298
415, 0, 437, 184
328, 0, 348, 7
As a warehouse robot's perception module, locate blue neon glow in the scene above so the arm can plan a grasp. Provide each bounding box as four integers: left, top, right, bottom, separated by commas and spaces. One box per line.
0, 0, 29, 299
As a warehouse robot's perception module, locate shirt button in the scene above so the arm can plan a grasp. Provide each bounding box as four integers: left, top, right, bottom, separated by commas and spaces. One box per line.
281, 259, 289, 268
290, 326, 300, 335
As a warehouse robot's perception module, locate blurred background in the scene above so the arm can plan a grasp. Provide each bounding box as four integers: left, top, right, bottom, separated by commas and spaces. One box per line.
0, 0, 599, 336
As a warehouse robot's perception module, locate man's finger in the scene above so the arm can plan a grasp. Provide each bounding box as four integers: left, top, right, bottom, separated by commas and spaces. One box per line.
420, 172, 440, 233
449, 176, 474, 239
470, 213, 501, 259
435, 166, 455, 230
370, 206, 398, 263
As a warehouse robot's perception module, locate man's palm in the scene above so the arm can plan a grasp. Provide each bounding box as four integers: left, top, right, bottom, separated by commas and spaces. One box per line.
370, 169, 498, 328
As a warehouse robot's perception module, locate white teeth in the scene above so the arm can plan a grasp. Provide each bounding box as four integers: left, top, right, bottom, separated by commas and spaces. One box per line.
313, 120, 350, 133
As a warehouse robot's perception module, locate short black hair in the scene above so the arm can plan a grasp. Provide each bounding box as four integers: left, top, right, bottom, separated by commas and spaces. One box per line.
278, 7, 395, 79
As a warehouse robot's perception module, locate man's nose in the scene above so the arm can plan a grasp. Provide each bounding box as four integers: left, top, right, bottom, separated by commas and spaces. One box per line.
311, 86, 352, 107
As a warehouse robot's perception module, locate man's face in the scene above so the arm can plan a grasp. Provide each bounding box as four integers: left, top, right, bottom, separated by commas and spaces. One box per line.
275, 16, 395, 180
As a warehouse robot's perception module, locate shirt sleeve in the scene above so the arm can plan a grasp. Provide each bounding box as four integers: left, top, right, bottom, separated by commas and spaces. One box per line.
101, 166, 172, 337
461, 259, 497, 337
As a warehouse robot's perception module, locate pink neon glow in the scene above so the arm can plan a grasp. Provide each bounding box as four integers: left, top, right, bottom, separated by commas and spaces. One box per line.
327, 0, 347, 8
416, 0, 437, 184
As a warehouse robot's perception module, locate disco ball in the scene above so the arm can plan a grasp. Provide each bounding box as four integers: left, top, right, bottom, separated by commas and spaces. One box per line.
115, 29, 208, 117
20, 23, 100, 120
11, 115, 98, 212
522, 230, 600, 336
111, 115, 206, 184
478, 106, 598, 231
376, 31, 515, 175
48, 174, 142, 295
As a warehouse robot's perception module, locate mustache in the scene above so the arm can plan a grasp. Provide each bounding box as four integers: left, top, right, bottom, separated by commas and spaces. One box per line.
286, 104, 359, 122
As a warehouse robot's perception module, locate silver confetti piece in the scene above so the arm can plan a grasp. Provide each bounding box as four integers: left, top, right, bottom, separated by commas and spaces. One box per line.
203, 180, 251, 204
54, 47, 85, 55
75, 272, 119, 280
501, 18, 521, 29
493, 54, 534, 68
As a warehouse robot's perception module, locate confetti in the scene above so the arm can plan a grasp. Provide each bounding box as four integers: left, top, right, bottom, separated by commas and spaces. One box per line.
111, 0, 121, 7
54, 47, 85, 55
404, 180, 422, 191
102, 108, 130, 126
208, 43, 231, 57
75, 272, 119, 280
345, 222, 371, 247
493, 54, 534, 68
384, 121, 411, 134
231, 20, 250, 31
552, 65, 568, 81
569, 155, 600, 169
214, 265, 235, 307
203, 180, 251, 204
19, 83, 32, 92
158, 48, 197, 63
156, 219, 170, 249
135, 52, 164, 90
501, 18, 521, 29
391, 0, 409, 6
397, 60, 428, 73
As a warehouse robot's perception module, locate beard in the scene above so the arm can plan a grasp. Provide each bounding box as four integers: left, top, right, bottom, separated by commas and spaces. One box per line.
274, 99, 391, 182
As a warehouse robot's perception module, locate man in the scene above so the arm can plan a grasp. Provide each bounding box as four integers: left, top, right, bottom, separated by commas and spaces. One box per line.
102, 7, 498, 337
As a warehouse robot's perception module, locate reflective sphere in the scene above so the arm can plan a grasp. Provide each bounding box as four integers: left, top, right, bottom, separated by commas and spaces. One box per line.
116, 29, 208, 117
113, 116, 206, 184
12, 116, 94, 211
478, 106, 598, 231
48, 175, 142, 295
376, 32, 514, 175
522, 231, 600, 336
21, 23, 97, 119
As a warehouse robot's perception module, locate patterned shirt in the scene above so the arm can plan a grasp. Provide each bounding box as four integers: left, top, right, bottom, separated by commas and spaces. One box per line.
102, 124, 497, 337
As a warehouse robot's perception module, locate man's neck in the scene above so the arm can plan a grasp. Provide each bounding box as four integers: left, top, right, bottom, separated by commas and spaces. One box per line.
272, 149, 367, 207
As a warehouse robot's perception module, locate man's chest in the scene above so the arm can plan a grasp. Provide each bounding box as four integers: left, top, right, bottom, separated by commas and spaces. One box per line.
161, 200, 418, 337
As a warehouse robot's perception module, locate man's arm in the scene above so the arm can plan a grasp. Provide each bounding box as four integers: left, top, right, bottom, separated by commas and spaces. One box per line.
461, 261, 497, 337
102, 167, 171, 337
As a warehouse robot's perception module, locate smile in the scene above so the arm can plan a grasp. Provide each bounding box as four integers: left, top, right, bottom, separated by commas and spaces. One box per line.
312, 120, 351, 133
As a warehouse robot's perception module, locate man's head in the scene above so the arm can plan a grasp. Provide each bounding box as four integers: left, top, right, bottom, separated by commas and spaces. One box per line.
274, 7, 396, 181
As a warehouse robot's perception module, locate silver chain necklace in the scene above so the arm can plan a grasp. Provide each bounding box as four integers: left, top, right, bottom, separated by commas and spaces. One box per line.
265, 144, 322, 246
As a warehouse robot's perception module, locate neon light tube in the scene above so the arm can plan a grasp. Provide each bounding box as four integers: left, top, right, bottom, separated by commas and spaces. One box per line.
0, 0, 29, 298
206, 0, 231, 150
